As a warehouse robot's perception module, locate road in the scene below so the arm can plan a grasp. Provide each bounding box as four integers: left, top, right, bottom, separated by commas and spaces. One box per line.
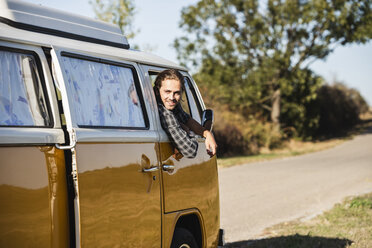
218, 128, 372, 243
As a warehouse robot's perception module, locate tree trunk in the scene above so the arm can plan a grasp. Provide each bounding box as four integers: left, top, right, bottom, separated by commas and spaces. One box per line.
271, 88, 281, 132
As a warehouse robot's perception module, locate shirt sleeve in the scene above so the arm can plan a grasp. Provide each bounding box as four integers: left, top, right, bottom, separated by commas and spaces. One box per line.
158, 105, 198, 158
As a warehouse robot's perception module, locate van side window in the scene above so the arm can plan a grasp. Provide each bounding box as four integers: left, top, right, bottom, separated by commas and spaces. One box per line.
0, 49, 50, 127
61, 55, 146, 128
180, 88, 192, 118
184, 78, 202, 124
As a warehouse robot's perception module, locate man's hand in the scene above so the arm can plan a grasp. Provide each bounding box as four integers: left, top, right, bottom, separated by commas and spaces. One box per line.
203, 130, 217, 157
173, 147, 184, 161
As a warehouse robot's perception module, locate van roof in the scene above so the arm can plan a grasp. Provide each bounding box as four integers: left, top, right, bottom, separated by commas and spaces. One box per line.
0, 0, 129, 49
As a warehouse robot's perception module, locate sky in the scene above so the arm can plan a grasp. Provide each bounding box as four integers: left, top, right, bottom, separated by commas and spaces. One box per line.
23, 0, 372, 106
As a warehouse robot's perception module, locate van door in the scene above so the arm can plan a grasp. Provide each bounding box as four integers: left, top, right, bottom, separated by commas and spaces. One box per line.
51, 48, 161, 247
0, 43, 69, 247
142, 66, 220, 247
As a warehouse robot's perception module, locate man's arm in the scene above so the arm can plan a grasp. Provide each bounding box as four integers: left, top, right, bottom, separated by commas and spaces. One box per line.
185, 117, 217, 157
173, 104, 217, 157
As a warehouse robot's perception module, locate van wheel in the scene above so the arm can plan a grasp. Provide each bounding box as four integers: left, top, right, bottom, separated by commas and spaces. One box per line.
171, 228, 198, 248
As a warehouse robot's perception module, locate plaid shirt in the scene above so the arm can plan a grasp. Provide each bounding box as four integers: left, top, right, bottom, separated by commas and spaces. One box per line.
158, 103, 198, 158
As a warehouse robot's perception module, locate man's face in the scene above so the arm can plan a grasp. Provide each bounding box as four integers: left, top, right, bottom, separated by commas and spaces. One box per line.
159, 79, 182, 110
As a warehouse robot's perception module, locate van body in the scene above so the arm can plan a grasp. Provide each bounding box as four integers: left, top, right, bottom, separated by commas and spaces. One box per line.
0, 0, 221, 247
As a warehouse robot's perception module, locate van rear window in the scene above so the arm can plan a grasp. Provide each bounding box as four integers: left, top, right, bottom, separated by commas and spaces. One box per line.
0, 49, 50, 127
60, 55, 146, 128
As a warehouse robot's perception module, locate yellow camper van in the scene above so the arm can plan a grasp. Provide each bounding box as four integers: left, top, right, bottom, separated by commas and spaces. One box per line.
0, 0, 223, 247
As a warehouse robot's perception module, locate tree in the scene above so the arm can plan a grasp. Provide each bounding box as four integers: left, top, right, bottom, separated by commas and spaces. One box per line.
90, 0, 138, 40
174, 0, 372, 133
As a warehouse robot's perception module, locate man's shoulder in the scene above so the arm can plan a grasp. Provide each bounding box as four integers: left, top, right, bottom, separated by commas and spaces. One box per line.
158, 104, 178, 128
158, 104, 172, 116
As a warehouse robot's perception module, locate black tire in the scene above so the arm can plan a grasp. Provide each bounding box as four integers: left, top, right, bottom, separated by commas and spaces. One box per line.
170, 227, 199, 248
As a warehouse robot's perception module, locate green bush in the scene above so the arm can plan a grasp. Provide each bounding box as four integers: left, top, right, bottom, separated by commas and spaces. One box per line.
214, 123, 248, 157
213, 112, 284, 157
313, 83, 369, 137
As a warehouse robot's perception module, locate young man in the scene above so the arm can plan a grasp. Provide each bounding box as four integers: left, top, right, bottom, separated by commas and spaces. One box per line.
154, 69, 217, 158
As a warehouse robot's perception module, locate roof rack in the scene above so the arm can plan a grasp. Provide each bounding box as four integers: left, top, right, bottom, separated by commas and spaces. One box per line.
0, 0, 130, 49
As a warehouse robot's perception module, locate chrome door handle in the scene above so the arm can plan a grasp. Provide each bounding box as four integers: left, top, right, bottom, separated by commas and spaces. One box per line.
162, 165, 175, 171
142, 167, 159, 173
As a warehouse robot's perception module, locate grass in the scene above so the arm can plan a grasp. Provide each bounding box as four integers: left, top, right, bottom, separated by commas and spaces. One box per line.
261, 193, 372, 248
225, 193, 372, 248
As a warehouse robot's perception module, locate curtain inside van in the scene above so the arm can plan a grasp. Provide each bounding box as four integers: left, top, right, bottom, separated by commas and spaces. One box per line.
60, 56, 146, 128
0, 50, 49, 126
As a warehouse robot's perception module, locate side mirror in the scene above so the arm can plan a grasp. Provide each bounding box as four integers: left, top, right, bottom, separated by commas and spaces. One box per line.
201, 109, 214, 132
